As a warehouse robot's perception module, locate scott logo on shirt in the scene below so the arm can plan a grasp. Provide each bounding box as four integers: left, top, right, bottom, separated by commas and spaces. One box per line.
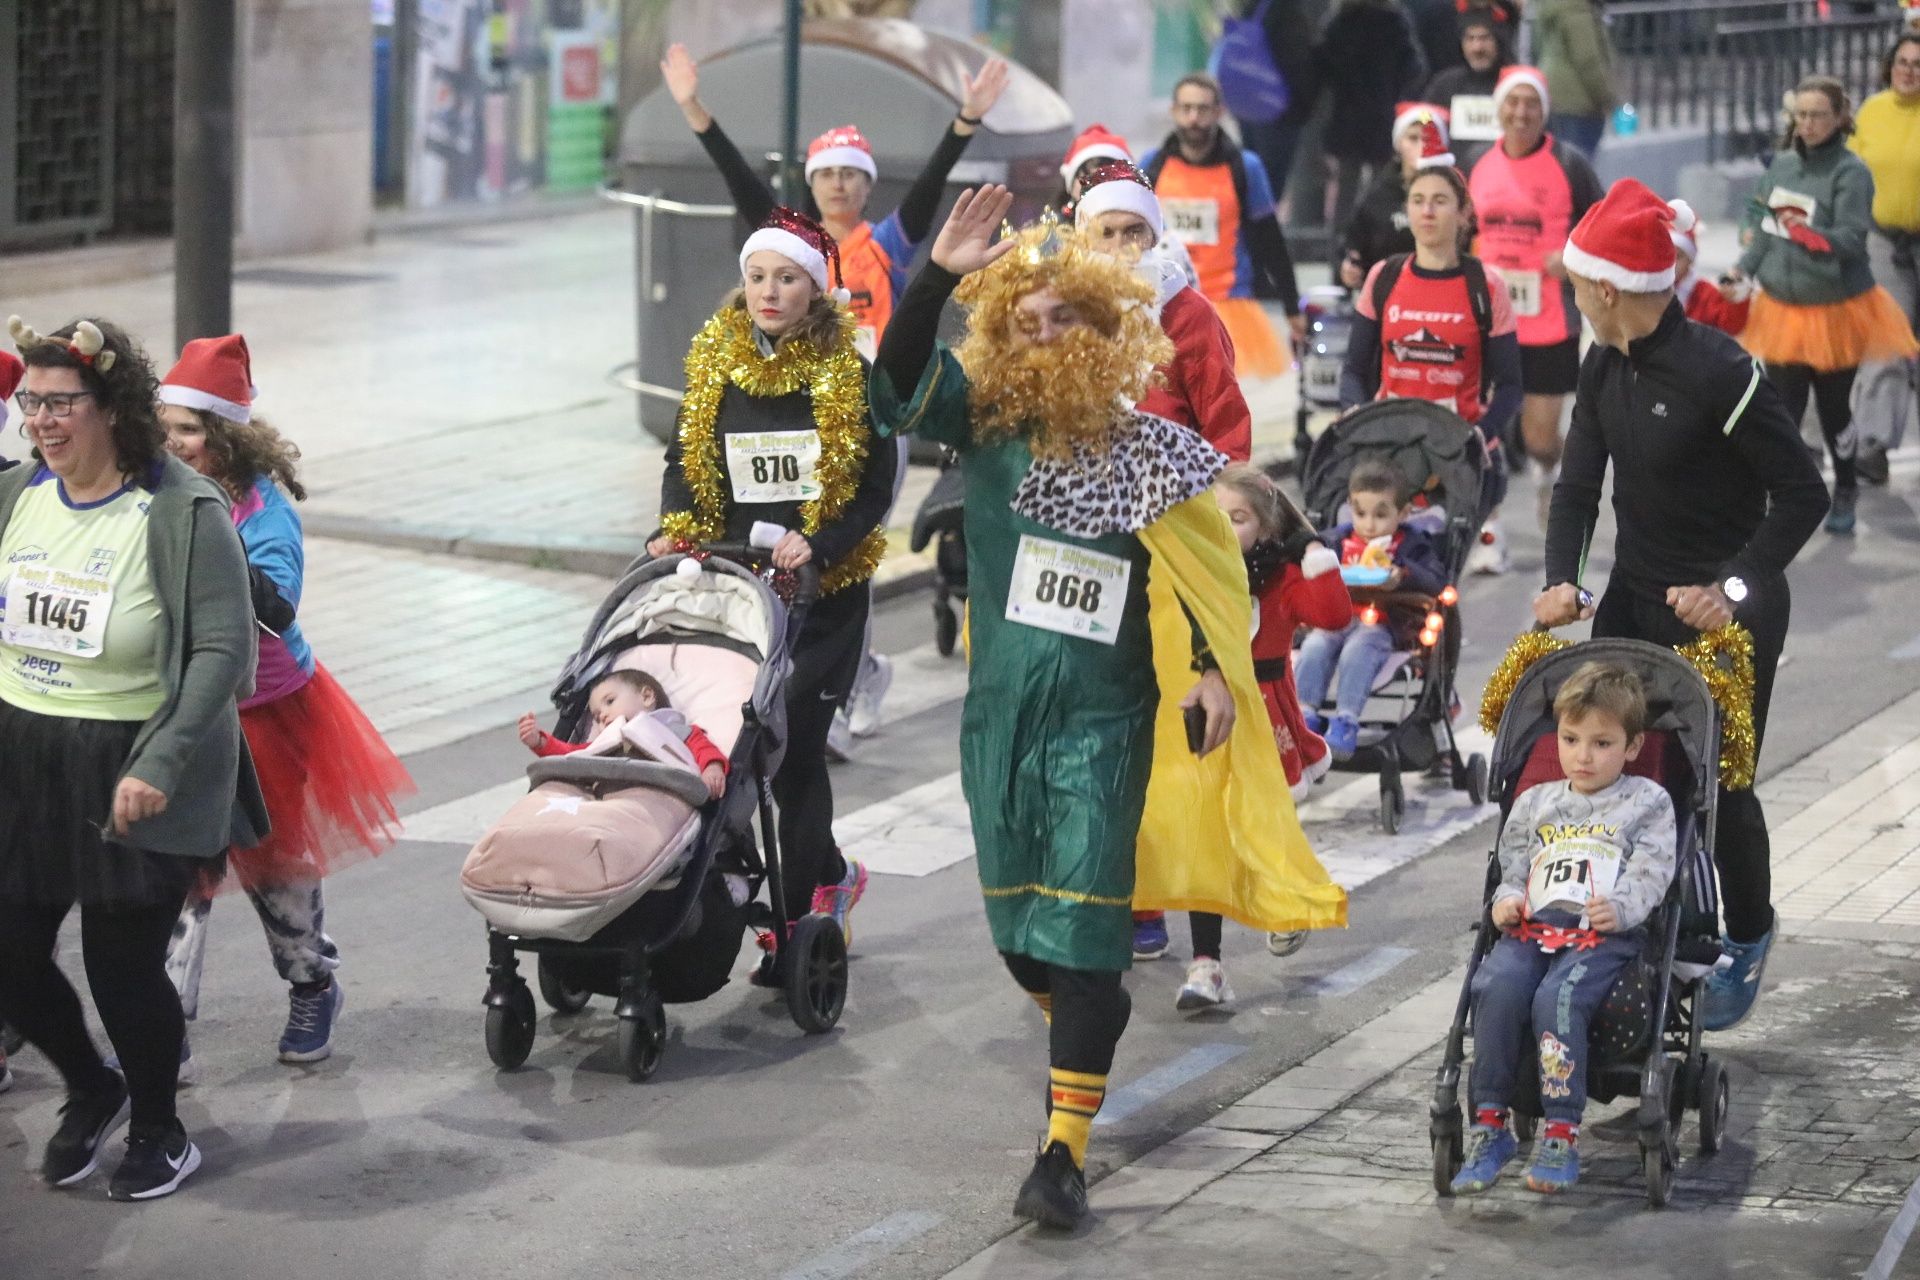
1536, 820, 1621, 843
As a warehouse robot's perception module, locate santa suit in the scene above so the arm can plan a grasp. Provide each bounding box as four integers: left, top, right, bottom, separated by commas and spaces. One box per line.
1677, 270, 1750, 337
1253, 543, 1352, 797
1133, 247, 1254, 462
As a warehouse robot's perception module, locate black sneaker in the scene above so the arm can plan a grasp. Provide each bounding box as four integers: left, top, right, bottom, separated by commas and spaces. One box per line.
1013, 1140, 1087, 1230
108, 1120, 202, 1201
1826, 487, 1857, 536
42, 1076, 130, 1187
1857, 442, 1890, 486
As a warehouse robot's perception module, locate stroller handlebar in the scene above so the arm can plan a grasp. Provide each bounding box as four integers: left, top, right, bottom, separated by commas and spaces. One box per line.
680, 542, 822, 607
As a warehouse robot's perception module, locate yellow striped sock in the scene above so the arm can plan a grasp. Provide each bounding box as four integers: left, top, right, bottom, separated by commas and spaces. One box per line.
1046, 1068, 1107, 1167
1027, 990, 1054, 1025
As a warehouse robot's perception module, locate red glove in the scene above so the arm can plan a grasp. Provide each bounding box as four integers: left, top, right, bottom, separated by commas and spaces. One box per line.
1785, 221, 1832, 254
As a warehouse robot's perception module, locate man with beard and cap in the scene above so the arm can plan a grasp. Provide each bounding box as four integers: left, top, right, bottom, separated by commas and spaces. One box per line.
1143, 74, 1304, 380
1424, 6, 1516, 170
871, 186, 1346, 1230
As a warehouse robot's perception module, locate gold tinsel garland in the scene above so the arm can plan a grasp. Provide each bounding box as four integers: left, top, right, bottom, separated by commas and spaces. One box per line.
1476, 623, 1759, 790
661, 306, 881, 595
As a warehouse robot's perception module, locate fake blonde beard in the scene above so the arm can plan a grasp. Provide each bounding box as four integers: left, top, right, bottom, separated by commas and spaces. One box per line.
954, 231, 1175, 459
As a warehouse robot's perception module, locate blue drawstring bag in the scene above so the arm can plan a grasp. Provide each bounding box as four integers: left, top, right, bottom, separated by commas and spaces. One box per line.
1208, 0, 1290, 125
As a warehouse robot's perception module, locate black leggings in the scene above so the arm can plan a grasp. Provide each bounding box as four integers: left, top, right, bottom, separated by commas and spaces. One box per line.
0, 896, 187, 1128
1002, 953, 1132, 1076
773, 587, 867, 922
1592, 582, 1790, 943
1190, 912, 1223, 960
1767, 361, 1857, 492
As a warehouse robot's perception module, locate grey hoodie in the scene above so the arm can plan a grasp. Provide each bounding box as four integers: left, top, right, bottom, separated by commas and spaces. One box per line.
1492, 773, 1676, 932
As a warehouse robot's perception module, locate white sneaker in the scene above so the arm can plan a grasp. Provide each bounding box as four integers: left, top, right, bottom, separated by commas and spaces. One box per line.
1468, 522, 1510, 576
847, 653, 894, 738
1266, 930, 1309, 957
1176, 958, 1234, 1011
825, 712, 853, 763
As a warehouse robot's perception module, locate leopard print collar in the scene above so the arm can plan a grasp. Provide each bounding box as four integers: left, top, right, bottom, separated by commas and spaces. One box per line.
1010, 409, 1227, 539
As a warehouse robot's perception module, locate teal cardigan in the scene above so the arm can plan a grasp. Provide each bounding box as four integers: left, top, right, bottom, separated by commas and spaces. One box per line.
0, 454, 270, 856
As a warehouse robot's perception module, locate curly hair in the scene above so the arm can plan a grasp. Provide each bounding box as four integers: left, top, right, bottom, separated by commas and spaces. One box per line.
17, 319, 166, 483
952, 224, 1173, 456
718, 288, 857, 357
180, 409, 307, 501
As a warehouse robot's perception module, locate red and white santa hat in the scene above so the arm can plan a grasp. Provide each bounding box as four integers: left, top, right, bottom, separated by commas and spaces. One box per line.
739, 207, 850, 303
1410, 113, 1457, 172
1667, 198, 1701, 261
158, 334, 256, 424
1073, 161, 1163, 242
1563, 178, 1687, 292
1059, 124, 1133, 188
1491, 64, 1550, 118
804, 125, 877, 181
1392, 102, 1449, 150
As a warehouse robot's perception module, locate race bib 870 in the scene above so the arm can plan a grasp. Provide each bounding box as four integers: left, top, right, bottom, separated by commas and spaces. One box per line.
1005, 535, 1131, 645
725, 429, 822, 504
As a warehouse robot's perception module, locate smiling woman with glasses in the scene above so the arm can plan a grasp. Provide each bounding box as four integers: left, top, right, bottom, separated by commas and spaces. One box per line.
0, 315, 264, 1202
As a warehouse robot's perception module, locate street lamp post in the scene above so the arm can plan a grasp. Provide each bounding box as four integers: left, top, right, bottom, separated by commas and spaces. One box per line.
778, 0, 803, 203
174, 0, 237, 350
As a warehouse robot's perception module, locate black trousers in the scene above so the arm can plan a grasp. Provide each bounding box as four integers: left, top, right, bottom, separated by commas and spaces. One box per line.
773, 585, 866, 922
1591, 582, 1790, 943
1002, 952, 1132, 1077
1189, 912, 1224, 960
1767, 361, 1858, 492
0, 896, 187, 1128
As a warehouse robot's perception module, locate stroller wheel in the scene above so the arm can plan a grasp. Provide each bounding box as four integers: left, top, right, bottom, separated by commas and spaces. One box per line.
484, 983, 537, 1071
537, 955, 593, 1015
933, 601, 959, 657
1696, 1057, 1730, 1155
1465, 754, 1490, 807
785, 913, 849, 1034
1430, 1130, 1463, 1196
618, 994, 667, 1082
1379, 783, 1404, 835
1642, 1138, 1675, 1208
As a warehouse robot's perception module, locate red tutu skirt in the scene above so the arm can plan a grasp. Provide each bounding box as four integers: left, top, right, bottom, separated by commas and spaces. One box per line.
225, 662, 414, 892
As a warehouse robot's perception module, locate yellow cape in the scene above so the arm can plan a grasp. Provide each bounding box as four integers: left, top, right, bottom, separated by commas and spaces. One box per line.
1134, 495, 1349, 933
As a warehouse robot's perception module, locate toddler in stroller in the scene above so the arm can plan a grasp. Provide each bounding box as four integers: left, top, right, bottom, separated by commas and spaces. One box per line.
1432, 639, 1734, 1208
461, 546, 852, 1082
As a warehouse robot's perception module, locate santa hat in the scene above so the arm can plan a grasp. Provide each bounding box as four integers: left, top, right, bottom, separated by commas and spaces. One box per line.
804, 126, 877, 181
1059, 124, 1133, 188
1073, 161, 1163, 242
1413, 115, 1457, 172
1667, 199, 1701, 261
1492, 64, 1550, 118
0, 350, 22, 403
739, 207, 851, 304
1392, 102, 1449, 150
159, 334, 256, 424
1563, 179, 1686, 292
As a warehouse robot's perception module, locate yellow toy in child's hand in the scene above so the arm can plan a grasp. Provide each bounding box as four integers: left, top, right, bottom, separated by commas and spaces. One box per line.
1358, 537, 1394, 569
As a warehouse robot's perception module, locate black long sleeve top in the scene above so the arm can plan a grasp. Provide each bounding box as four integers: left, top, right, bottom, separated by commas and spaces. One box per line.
1542, 301, 1829, 607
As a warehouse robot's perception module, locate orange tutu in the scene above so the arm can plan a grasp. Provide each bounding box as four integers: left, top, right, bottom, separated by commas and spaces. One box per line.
1216, 297, 1293, 379
225, 662, 414, 892
1741, 287, 1920, 373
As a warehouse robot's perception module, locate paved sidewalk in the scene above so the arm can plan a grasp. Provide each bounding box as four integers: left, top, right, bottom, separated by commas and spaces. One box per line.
942, 688, 1920, 1279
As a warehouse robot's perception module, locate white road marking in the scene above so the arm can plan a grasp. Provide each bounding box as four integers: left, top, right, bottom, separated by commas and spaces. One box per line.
837, 773, 976, 878
779, 1210, 945, 1280
1865, 1172, 1920, 1280
1094, 1044, 1250, 1126
399, 778, 528, 845
1307, 945, 1418, 997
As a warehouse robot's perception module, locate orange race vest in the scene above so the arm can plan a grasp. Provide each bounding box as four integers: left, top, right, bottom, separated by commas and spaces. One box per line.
1152, 157, 1242, 303
839, 222, 895, 358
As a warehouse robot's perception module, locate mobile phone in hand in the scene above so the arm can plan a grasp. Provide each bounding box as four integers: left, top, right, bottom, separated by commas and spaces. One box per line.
1184, 703, 1207, 755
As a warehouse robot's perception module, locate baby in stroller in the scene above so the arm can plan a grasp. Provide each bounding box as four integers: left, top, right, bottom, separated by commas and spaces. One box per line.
517, 669, 729, 800
1453, 661, 1677, 1197
1296, 455, 1449, 759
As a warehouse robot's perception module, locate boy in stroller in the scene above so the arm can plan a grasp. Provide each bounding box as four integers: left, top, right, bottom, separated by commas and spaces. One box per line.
1453, 662, 1677, 1196
518, 670, 729, 800
1296, 455, 1448, 758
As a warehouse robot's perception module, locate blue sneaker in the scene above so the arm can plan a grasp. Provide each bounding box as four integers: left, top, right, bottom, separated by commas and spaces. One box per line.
1132, 915, 1171, 960
279, 980, 344, 1063
1303, 710, 1328, 735
1325, 713, 1360, 760
1703, 913, 1776, 1031
1525, 1136, 1581, 1193
1449, 1123, 1519, 1195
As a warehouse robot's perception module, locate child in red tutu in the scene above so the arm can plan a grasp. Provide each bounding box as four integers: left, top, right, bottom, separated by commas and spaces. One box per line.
517, 669, 729, 799
156, 335, 413, 1068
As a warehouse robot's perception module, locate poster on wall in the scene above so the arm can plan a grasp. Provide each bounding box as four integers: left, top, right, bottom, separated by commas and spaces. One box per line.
408, 0, 489, 206
547, 0, 618, 192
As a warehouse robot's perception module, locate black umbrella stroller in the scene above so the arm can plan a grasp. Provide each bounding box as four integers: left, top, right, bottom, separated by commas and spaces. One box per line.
461, 546, 849, 1082
1299, 398, 1495, 829
1429, 638, 1731, 1207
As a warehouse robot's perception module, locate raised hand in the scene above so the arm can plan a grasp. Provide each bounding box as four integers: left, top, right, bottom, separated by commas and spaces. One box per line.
931, 185, 1019, 276
961, 58, 1011, 125
661, 44, 711, 131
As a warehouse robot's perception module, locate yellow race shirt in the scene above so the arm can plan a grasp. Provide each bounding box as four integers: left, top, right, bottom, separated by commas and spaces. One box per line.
0, 470, 165, 719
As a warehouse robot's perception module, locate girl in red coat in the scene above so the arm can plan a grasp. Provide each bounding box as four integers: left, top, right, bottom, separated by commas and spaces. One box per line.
1170, 464, 1353, 1011
1670, 200, 1751, 336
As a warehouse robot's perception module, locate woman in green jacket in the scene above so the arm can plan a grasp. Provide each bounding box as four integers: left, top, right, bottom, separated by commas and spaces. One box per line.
0, 317, 264, 1202
1733, 76, 1920, 535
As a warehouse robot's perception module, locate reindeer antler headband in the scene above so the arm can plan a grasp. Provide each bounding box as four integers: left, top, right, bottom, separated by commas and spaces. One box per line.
8, 315, 117, 373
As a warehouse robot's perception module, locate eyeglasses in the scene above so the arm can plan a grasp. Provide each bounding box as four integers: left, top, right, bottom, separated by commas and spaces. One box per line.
14, 391, 96, 418
1893, 58, 1920, 72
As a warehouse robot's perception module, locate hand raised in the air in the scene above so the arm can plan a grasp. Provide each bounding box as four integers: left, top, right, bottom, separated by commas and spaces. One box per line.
931, 186, 1019, 277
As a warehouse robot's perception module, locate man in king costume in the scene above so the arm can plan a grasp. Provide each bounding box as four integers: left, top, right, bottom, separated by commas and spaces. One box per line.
870, 187, 1347, 1230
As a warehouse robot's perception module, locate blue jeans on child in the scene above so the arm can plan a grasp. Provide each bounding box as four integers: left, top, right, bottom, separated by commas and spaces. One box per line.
1294, 619, 1395, 719
1469, 913, 1643, 1124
